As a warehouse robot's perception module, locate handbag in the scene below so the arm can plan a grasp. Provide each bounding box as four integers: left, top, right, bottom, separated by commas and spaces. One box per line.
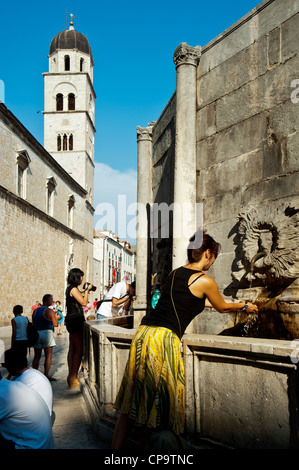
27, 320, 39, 347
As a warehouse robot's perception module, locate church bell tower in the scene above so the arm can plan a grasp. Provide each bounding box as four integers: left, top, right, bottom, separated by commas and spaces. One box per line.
43, 15, 95, 201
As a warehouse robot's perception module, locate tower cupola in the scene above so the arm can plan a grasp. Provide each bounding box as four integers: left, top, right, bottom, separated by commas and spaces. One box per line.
43, 14, 95, 200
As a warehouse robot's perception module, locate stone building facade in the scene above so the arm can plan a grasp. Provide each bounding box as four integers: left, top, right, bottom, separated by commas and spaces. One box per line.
0, 21, 95, 325
135, 0, 299, 333
93, 230, 136, 299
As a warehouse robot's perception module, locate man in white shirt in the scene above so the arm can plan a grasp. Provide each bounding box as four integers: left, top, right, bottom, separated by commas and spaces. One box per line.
0, 372, 53, 449
3, 348, 53, 418
97, 280, 135, 319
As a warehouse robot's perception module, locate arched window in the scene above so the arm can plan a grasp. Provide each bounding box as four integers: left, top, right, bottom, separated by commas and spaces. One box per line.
46, 177, 57, 217
80, 58, 84, 72
56, 93, 63, 111
57, 135, 62, 151
57, 133, 73, 151
69, 134, 73, 151
16, 150, 31, 199
64, 55, 70, 71
68, 93, 75, 111
67, 195, 75, 229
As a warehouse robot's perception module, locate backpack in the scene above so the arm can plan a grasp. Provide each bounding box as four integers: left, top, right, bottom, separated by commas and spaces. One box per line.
27, 320, 39, 347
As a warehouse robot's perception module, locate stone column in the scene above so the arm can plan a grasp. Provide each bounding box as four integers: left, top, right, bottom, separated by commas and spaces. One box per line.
172, 43, 201, 269
134, 124, 153, 327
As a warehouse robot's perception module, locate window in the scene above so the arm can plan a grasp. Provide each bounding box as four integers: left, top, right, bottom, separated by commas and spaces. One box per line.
67, 195, 75, 229
65, 55, 70, 71
80, 58, 84, 72
68, 93, 75, 110
16, 150, 31, 198
56, 93, 63, 111
46, 177, 57, 216
57, 133, 73, 151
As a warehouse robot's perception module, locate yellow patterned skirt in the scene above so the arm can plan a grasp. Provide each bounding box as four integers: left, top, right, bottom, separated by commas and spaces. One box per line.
113, 325, 185, 435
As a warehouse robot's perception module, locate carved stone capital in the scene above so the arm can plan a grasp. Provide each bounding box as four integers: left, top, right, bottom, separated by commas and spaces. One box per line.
173, 42, 201, 68
136, 125, 153, 142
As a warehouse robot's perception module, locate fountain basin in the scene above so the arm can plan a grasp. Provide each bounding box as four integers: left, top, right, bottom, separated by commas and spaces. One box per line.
82, 322, 299, 449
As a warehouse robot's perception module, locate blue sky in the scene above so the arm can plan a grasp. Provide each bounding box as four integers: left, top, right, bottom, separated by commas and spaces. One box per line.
0, 0, 261, 242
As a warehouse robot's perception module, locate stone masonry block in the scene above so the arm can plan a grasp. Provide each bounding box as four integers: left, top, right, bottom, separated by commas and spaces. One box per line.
281, 13, 299, 61
216, 56, 299, 132
241, 171, 299, 207
286, 131, 299, 172
198, 40, 260, 109
198, 149, 263, 198
268, 27, 281, 68
196, 102, 216, 141
196, 112, 268, 170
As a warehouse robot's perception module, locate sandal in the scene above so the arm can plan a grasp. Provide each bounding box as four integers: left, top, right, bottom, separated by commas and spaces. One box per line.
67, 376, 80, 388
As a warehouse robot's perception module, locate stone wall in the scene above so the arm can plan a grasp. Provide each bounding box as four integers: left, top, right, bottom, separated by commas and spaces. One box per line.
146, 0, 299, 335
194, 0, 299, 334
197, 0, 299, 284
0, 103, 94, 325
151, 93, 176, 290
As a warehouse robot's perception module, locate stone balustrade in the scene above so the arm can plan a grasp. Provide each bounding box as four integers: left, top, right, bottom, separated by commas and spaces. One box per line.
82, 321, 299, 449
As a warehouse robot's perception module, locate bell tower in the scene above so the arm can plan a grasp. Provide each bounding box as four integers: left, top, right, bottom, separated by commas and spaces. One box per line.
43, 15, 95, 202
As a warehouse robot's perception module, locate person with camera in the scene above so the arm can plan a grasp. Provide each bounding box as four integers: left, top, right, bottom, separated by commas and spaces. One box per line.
65, 268, 94, 388
96, 280, 135, 320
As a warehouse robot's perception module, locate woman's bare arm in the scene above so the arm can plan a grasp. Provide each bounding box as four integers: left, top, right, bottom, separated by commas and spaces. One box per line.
70, 285, 92, 307
192, 276, 258, 313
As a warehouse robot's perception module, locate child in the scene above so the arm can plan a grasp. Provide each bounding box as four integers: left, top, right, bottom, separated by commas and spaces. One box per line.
11, 305, 28, 358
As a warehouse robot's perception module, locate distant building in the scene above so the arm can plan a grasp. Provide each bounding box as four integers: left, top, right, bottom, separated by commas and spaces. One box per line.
0, 19, 95, 324
93, 230, 136, 298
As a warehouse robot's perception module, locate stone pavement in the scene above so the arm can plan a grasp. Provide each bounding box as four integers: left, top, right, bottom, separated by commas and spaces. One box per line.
0, 326, 107, 450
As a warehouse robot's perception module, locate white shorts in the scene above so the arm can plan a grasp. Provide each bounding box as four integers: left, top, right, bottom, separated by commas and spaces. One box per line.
34, 329, 56, 349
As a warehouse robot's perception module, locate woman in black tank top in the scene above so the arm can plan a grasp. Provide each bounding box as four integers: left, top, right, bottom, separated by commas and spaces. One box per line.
112, 233, 258, 448
65, 268, 94, 388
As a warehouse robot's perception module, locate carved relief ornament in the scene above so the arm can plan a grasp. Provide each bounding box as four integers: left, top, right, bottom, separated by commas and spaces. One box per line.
234, 200, 299, 285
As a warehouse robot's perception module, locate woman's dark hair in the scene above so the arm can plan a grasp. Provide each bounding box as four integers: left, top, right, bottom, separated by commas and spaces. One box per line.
67, 268, 84, 286
187, 232, 221, 263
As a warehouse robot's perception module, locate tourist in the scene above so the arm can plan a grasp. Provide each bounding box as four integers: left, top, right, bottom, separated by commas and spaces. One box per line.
0, 370, 53, 449
111, 232, 258, 448
32, 294, 60, 381
96, 280, 135, 320
93, 298, 98, 311
3, 348, 53, 418
11, 305, 28, 359
65, 268, 93, 388
31, 301, 41, 314
55, 300, 64, 335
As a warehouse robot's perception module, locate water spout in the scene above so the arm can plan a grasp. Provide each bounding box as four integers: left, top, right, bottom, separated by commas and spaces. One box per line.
250, 251, 266, 273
